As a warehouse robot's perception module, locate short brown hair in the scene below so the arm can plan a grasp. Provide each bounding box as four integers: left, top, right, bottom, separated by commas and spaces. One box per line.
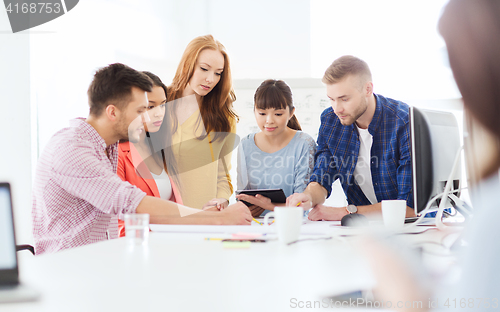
322, 55, 372, 87
87, 63, 153, 116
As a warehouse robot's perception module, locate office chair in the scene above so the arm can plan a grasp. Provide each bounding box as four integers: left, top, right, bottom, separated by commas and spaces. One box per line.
16, 245, 35, 255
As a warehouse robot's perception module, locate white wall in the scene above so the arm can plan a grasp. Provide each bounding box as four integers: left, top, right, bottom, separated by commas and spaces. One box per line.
310, 0, 460, 100
30, 0, 312, 156
0, 10, 32, 244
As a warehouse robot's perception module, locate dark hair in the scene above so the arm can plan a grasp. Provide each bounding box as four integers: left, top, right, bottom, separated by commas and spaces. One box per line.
439, 0, 500, 177
88, 63, 153, 117
322, 55, 372, 88
142, 71, 167, 98
254, 79, 301, 131
141, 71, 180, 188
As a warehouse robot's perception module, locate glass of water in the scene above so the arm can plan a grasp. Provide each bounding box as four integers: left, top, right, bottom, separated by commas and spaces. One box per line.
124, 213, 150, 245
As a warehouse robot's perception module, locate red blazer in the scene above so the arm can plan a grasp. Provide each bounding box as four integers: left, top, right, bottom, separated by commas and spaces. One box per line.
117, 141, 183, 236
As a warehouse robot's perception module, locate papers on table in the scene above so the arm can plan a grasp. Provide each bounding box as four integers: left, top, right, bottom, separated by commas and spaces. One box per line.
150, 219, 337, 235
150, 224, 277, 234
150, 219, 436, 236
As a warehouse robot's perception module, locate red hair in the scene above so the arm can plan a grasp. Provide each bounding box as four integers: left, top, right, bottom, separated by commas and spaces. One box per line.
167, 35, 238, 141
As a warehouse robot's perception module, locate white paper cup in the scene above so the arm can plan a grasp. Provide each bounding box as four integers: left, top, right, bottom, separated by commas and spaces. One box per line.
381, 200, 406, 229
124, 213, 150, 245
264, 207, 303, 244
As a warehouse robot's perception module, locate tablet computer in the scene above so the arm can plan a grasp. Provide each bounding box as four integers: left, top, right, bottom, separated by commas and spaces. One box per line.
235, 188, 287, 206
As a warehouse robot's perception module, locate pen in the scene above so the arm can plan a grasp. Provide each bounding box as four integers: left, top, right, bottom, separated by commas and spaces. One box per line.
223, 239, 267, 243
252, 218, 263, 225
205, 238, 223, 241
268, 220, 275, 225
296, 202, 301, 207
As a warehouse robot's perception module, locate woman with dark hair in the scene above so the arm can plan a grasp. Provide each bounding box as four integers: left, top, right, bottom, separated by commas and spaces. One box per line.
117, 71, 182, 236
165, 35, 238, 210
236, 79, 316, 217
365, 1, 500, 310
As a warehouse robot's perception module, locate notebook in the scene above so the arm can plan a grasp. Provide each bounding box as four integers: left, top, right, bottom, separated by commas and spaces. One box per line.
0, 182, 39, 303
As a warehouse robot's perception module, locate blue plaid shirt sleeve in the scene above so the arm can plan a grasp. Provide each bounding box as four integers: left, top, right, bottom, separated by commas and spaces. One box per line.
397, 119, 413, 208
310, 109, 337, 197
309, 94, 413, 207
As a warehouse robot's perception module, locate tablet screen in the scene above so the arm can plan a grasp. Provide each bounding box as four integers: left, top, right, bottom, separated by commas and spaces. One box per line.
235, 189, 287, 204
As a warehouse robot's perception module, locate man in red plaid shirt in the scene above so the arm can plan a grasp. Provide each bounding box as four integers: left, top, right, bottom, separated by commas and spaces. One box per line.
32, 63, 251, 255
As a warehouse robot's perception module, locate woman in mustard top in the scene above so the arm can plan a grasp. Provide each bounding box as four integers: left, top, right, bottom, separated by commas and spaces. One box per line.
163, 35, 238, 210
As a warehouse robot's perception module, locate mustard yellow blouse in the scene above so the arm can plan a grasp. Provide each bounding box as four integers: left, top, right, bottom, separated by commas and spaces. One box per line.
171, 110, 236, 208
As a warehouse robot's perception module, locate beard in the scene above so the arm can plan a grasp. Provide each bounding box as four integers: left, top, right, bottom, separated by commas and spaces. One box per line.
115, 114, 142, 143
338, 96, 368, 126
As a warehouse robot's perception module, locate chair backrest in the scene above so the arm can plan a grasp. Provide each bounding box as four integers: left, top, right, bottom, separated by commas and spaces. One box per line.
16, 245, 35, 255
0, 182, 20, 285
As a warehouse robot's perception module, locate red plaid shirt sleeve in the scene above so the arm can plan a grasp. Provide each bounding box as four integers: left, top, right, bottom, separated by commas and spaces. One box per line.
52, 140, 143, 217
32, 119, 146, 254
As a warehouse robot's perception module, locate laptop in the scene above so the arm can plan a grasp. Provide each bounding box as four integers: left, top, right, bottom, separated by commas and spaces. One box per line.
0, 182, 40, 303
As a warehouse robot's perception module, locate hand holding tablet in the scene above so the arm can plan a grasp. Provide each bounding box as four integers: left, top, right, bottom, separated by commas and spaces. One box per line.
235, 189, 286, 208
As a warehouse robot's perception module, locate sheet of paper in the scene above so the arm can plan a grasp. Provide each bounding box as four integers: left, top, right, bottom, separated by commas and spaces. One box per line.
150, 224, 276, 234
150, 219, 333, 235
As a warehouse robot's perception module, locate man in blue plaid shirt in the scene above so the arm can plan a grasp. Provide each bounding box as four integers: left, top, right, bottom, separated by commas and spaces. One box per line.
287, 56, 415, 221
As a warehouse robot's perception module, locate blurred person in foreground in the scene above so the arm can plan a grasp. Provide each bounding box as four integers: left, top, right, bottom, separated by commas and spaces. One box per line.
365, 0, 500, 311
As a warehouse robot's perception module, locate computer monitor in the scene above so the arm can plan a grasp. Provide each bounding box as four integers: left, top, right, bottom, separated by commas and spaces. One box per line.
409, 107, 462, 215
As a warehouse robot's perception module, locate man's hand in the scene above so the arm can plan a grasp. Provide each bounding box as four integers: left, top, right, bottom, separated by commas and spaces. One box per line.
308, 204, 348, 221
235, 194, 273, 211
219, 202, 252, 225
202, 198, 229, 211
286, 192, 313, 210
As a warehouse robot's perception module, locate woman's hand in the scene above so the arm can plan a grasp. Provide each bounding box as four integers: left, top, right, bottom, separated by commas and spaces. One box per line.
235, 194, 274, 211
219, 202, 252, 225
247, 205, 266, 218
235, 193, 272, 217
202, 198, 229, 211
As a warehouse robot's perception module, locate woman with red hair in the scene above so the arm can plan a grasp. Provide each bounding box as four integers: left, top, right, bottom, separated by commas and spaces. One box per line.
164, 35, 238, 210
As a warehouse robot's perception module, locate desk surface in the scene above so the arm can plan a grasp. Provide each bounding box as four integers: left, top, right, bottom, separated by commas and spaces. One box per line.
3, 222, 456, 312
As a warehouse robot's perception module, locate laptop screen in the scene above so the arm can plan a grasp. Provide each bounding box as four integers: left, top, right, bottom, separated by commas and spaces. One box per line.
0, 184, 17, 270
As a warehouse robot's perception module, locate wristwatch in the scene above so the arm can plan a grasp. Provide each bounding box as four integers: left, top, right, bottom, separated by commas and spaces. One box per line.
346, 204, 358, 214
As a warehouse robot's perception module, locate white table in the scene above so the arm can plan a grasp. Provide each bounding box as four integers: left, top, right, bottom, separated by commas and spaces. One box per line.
2, 223, 456, 312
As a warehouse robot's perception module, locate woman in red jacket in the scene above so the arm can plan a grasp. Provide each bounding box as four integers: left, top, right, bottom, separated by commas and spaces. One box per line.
117, 71, 183, 236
